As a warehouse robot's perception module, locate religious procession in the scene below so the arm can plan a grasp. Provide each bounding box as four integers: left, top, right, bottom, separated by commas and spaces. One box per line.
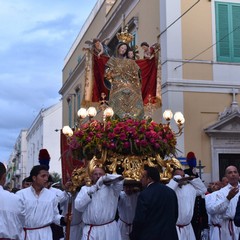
2, 23, 240, 240
2, 153, 240, 240
2, 1, 240, 240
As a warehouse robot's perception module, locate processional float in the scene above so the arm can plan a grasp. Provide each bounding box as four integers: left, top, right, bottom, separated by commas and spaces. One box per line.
61, 26, 185, 194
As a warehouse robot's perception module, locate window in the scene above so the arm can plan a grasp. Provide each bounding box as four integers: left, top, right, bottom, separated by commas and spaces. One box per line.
215, 2, 240, 62
75, 87, 81, 110
67, 98, 73, 128
77, 55, 82, 63
130, 31, 137, 49
77, 91, 81, 110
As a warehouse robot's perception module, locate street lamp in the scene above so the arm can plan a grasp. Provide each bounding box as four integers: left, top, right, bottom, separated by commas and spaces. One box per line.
103, 107, 114, 119
87, 107, 97, 120
62, 126, 73, 137
163, 109, 185, 136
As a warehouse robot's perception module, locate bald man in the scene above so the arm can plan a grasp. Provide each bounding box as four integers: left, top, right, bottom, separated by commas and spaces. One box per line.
206, 165, 240, 240
75, 167, 124, 240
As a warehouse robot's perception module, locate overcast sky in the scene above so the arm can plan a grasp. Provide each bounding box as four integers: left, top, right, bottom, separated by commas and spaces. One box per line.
0, 0, 97, 164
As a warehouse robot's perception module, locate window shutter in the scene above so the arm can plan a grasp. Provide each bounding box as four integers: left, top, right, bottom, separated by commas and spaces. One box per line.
231, 5, 240, 61
68, 101, 72, 128
216, 2, 230, 61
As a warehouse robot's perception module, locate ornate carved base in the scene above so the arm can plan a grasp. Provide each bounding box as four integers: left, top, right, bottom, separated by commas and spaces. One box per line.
69, 152, 182, 192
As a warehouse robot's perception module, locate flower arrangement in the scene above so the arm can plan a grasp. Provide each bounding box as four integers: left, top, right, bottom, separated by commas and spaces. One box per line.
68, 118, 177, 160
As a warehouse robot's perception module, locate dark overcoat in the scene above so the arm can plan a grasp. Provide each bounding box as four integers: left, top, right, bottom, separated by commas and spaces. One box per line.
130, 182, 179, 240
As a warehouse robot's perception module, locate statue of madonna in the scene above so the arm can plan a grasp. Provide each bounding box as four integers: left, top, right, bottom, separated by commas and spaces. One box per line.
104, 42, 144, 120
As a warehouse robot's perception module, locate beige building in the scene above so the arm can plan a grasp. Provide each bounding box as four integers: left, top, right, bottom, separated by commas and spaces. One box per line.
59, 0, 240, 184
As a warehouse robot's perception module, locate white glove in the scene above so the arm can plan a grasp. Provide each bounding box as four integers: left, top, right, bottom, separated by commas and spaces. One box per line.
173, 175, 182, 181
96, 176, 106, 189
87, 185, 98, 197
192, 168, 197, 175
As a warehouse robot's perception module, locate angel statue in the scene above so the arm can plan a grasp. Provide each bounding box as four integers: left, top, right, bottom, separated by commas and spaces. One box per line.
128, 46, 140, 60
140, 42, 160, 59
85, 37, 111, 58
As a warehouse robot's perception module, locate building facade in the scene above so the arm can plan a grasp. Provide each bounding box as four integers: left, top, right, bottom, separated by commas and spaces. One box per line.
7, 101, 63, 189
161, 0, 240, 183
60, 0, 240, 184
6, 129, 27, 189
26, 101, 62, 176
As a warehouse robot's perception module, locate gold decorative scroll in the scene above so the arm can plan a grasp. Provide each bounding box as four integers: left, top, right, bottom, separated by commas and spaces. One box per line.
83, 48, 94, 104
70, 152, 182, 189
155, 44, 162, 107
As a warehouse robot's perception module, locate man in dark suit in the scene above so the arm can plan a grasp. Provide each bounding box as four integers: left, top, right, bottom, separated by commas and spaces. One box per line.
130, 166, 179, 240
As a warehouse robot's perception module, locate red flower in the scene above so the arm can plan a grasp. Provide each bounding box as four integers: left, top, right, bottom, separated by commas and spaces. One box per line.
68, 117, 177, 159
119, 133, 127, 140
123, 142, 130, 148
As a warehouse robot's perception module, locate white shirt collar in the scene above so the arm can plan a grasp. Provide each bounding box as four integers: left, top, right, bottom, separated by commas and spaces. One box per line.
147, 181, 154, 187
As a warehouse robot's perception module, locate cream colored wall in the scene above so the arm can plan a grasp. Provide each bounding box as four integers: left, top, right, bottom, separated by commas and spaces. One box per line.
184, 92, 238, 173
62, 4, 107, 84
181, 0, 213, 80
131, 0, 160, 57
183, 63, 212, 80
62, 2, 109, 126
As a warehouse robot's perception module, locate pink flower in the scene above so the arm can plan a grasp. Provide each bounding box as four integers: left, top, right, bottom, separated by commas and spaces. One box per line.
113, 127, 121, 134
88, 132, 94, 137
123, 142, 130, 148
150, 122, 158, 127
147, 130, 158, 139
131, 132, 138, 139
124, 126, 132, 132
120, 133, 127, 140
108, 142, 116, 149
140, 119, 147, 124
108, 132, 115, 139
116, 122, 124, 128
69, 138, 81, 149
96, 133, 103, 138
86, 136, 92, 142
139, 127, 146, 133
135, 139, 141, 146
158, 131, 163, 136
140, 140, 148, 147
154, 143, 160, 149
75, 131, 84, 137
166, 133, 173, 139
150, 138, 156, 144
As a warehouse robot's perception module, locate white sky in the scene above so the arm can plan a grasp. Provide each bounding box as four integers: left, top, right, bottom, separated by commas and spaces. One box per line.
0, 0, 98, 163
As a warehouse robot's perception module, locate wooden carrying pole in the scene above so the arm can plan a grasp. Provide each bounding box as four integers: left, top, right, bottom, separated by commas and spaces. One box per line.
65, 193, 72, 240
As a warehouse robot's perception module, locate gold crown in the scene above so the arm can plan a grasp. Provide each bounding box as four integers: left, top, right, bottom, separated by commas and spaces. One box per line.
116, 26, 133, 44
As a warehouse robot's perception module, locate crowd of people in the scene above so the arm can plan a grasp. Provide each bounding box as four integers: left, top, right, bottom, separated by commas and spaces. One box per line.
2, 34, 240, 239
2, 157, 240, 240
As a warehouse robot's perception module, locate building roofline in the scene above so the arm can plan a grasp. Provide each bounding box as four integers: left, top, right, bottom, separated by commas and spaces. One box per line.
63, 0, 104, 67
